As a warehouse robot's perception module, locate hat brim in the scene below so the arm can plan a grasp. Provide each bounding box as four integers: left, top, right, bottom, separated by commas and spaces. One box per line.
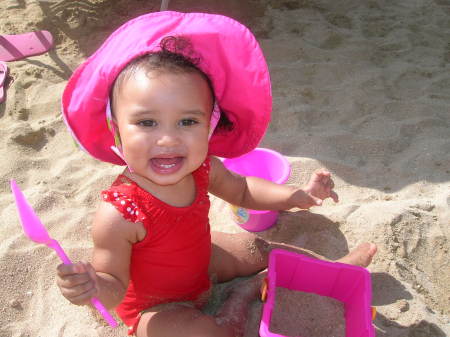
62, 11, 272, 165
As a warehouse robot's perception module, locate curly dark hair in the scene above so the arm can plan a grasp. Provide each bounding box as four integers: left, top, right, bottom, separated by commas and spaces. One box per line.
111, 36, 233, 132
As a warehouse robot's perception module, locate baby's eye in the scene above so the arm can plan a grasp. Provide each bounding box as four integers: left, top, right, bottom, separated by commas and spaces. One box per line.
179, 119, 198, 127
138, 120, 157, 127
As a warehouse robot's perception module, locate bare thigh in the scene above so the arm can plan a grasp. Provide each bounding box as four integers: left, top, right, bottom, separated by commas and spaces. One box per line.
208, 231, 329, 283
208, 231, 270, 283
136, 302, 234, 337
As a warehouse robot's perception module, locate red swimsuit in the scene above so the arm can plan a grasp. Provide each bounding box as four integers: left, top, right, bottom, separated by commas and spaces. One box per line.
101, 160, 212, 334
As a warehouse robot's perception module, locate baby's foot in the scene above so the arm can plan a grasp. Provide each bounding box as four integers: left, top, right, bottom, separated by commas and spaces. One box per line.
337, 242, 377, 267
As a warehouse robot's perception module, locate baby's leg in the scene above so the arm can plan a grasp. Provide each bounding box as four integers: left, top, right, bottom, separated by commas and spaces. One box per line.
136, 302, 237, 337
336, 242, 378, 267
202, 231, 330, 336
262, 237, 377, 268
205, 232, 376, 336
208, 231, 328, 282
208, 231, 376, 278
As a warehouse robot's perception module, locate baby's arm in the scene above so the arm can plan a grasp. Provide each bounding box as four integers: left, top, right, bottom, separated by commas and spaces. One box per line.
209, 156, 338, 210
57, 202, 143, 309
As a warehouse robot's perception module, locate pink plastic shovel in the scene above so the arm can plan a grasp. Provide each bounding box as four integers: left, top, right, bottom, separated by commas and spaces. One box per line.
10, 180, 118, 328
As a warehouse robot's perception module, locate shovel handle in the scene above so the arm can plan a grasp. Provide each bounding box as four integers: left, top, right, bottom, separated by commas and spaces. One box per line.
47, 239, 71, 264
91, 298, 118, 327
47, 240, 118, 327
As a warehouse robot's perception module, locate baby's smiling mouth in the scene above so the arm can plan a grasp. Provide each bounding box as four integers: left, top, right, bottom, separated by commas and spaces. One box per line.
150, 157, 184, 172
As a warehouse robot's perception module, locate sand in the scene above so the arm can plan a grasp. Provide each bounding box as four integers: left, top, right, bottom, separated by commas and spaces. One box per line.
270, 288, 345, 337
0, 0, 449, 336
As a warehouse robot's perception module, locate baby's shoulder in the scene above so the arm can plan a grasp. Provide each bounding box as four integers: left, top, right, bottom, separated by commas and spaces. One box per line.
92, 201, 146, 245
208, 156, 223, 178
208, 156, 233, 188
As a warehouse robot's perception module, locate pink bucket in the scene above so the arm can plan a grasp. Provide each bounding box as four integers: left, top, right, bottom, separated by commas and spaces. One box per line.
222, 148, 291, 232
259, 249, 375, 337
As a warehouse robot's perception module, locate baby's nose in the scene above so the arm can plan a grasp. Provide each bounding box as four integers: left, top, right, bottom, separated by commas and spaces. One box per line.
156, 130, 180, 147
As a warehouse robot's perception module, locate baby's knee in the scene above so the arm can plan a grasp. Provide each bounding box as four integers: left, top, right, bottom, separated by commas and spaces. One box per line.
190, 314, 236, 337
254, 235, 271, 253
138, 306, 236, 337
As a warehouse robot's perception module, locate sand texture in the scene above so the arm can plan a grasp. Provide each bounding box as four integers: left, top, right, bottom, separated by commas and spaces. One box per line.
1, 0, 449, 336
270, 288, 346, 337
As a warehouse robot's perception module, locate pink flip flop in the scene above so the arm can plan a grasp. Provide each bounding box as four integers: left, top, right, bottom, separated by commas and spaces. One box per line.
0, 30, 54, 62
0, 61, 8, 103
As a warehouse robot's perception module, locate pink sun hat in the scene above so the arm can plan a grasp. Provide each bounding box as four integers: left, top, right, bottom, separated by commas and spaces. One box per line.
62, 11, 272, 165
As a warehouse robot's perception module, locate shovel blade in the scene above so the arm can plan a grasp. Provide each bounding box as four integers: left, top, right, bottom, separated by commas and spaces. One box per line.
10, 180, 51, 244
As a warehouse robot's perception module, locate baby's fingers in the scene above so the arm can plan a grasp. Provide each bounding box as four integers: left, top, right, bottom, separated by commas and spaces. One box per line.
327, 178, 335, 189
330, 190, 339, 203
324, 177, 338, 202
56, 262, 79, 277
57, 270, 92, 288
310, 195, 323, 207
309, 168, 331, 186
56, 262, 98, 305
315, 168, 331, 179
61, 281, 98, 305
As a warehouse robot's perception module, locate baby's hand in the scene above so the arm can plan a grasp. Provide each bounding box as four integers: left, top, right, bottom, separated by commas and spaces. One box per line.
303, 168, 339, 205
56, 262, 98, 306
291, 168, 339, 209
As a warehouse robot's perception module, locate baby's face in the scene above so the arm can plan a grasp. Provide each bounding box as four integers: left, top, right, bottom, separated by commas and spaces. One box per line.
113, 68, 213, 187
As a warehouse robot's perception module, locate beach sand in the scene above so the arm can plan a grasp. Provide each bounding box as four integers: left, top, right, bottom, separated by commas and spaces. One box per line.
1, 0, 449, 336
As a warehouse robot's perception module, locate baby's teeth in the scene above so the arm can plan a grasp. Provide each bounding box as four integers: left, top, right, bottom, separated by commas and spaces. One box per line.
161, 164, 175, 168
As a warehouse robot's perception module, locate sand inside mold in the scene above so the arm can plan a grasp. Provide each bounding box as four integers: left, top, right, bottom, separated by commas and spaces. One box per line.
0, 0, 449, 337
270, 288, 346, 337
